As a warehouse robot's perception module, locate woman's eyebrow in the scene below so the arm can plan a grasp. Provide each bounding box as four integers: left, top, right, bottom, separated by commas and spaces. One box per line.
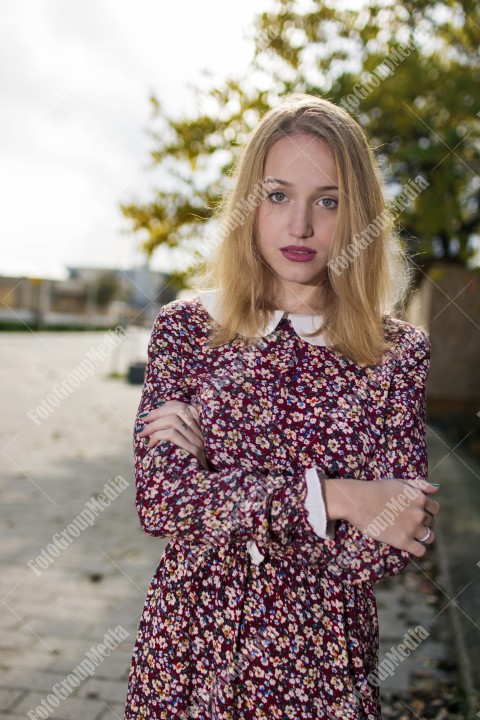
265, 176, 339, 191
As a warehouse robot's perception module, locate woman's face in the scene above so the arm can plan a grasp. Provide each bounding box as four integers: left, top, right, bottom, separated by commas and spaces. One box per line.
256, 133, 339, 313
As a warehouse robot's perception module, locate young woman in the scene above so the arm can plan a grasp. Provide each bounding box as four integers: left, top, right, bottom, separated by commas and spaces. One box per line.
124, 94, 440, 720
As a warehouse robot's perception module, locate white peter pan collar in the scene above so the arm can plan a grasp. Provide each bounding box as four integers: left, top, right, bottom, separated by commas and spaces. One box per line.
197, 288, 327, 347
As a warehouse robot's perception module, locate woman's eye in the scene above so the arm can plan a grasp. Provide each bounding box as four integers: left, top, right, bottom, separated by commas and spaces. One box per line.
319, 197, 338, 209
268, 191, 287, 203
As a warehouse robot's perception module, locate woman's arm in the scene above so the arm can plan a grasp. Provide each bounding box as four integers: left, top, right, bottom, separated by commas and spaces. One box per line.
304, 323, 438, 583
323, 476, 439, 556
139, 399, 438, 561
134, 303, 343, 564
137, 304, 437, 583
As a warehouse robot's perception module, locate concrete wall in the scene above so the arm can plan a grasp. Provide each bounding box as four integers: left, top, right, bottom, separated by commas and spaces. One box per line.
406, 262, 480, 414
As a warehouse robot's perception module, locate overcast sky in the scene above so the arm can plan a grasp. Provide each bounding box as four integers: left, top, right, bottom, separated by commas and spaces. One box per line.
1, 0, 274, 279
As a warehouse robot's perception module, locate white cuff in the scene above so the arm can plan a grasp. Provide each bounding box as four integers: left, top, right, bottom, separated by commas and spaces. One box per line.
247, 466, 334, 565
246, 539, 265, 565
305, 466, 335, 540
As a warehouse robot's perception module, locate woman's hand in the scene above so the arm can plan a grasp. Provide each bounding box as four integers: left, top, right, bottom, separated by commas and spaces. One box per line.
137, 400, 209, 470
323, 477, 440, 557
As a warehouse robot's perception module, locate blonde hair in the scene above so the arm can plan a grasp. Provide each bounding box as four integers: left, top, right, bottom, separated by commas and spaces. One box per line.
192, 93, 411, 365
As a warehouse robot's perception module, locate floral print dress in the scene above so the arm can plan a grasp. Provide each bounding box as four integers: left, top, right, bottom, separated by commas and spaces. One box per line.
124, 290, 431, 720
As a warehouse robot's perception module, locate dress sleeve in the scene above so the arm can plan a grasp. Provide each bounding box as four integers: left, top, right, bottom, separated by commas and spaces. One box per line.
315, 324, 431, 585
247, 465, 335, 565
134, 303, 342, 563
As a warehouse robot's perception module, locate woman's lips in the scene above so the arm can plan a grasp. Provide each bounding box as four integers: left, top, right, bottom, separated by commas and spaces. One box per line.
280, 247, 317, 262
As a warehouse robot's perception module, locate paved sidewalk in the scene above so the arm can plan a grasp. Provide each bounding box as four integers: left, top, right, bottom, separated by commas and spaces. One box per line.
0, 331, 161, 720
0, 332, 467, 719
425, 424, 480, 715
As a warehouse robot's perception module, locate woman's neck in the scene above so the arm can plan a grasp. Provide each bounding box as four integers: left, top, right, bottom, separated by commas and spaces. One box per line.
271, 285, 325, 317
274, 299, 324, 315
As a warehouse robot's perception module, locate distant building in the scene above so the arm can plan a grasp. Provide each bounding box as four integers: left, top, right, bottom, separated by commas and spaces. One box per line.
0, 265, 174, 329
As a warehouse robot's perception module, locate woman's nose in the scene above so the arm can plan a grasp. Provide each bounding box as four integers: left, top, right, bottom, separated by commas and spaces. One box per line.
288, 205, 313, 238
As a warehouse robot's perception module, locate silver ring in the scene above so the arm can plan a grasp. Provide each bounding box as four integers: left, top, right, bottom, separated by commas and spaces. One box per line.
418, 526, 431, 543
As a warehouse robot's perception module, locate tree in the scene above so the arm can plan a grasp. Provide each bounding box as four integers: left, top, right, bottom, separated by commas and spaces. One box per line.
120, 0, 480, 285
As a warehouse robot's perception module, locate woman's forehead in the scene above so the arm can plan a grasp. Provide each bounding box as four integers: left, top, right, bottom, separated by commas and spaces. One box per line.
264, 134, 338, 186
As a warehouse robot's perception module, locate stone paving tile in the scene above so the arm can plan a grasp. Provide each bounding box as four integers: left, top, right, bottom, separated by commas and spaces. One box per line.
0, 649, 59, 672
0, 613, 21, 632
375, 555, 461, 711
0, 629, 46, 653
75, 653, 131, 683
15, 617, 95, 639
0, 671, 77, 693
0, 690, 26, 713
13, 693, 105, 720
97, 701, 125, 720
45, 640, 134, 681
77, 678, 129, 704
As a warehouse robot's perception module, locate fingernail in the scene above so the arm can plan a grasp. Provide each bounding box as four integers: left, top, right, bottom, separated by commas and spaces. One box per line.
155, 401, 165, 406
139, 412, 149, 418
136, 424, 145, 432
430, 482, 440, 487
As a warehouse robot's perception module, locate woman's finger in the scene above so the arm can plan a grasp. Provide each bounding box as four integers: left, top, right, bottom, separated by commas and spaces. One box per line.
139, 414, 204, 446
407, 516, 436, 557
138, 402, 204, 435
139, 402, 203, 433
177, 406, 204, 442
422, 513, 435, 529
147, 427, 199, 452
146, 428, 208, 469
424, 497, 440, 516
138, 400, 186, 422
136, 400, 208, 469
403, 477, 440, 495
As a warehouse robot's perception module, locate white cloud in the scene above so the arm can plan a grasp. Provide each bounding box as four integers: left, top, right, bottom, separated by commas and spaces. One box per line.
1, 0, 272, 278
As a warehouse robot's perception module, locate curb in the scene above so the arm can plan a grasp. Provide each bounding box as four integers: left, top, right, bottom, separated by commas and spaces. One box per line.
427, 424, 480, 716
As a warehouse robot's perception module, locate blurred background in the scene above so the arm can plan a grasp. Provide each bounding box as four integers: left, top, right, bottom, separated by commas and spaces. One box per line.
1, 1, 479, 718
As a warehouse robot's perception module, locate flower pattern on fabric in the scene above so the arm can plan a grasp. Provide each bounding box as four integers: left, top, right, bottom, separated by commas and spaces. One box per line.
124, 297, 431, 720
